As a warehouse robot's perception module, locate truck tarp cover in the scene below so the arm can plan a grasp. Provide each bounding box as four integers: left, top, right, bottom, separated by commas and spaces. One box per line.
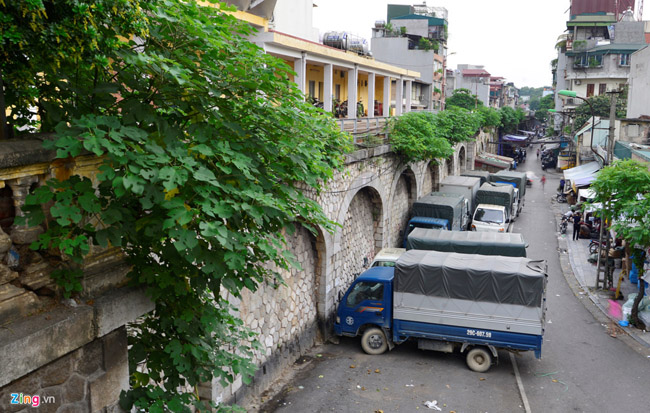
406, 227, 527, 257
395, 250, 546, 307
476, 182, 514, 207
490, 171, 527, 197
462, 170, 491, 185
412, 194, 462, 227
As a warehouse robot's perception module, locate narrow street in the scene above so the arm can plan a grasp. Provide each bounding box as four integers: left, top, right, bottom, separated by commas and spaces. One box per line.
253, 155, 650, 413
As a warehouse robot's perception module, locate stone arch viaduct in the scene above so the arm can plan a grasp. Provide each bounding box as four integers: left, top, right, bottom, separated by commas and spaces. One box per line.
219, 139, 480, 403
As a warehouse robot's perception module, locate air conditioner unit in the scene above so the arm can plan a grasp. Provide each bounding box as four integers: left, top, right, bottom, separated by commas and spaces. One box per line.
575, 80, 581, 85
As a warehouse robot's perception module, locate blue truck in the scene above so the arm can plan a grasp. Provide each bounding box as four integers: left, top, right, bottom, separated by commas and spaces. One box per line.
334, 250, 548, 372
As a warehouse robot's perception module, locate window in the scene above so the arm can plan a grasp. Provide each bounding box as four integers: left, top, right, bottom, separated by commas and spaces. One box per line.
620, 53, 631, 66
599, 84, 607, 95
346, 282, 384, 307
587, 84, 595, 97
575, 54, 602, 68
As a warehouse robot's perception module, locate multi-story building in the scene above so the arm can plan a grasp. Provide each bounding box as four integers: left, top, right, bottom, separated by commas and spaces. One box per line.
228, 0, 419, 120
446, 64, 491, 108
554, 0, 648, 113
371, 3, 448, 110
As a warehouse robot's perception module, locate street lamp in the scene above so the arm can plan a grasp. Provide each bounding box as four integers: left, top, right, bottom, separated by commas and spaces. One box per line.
557, 90, 606, 165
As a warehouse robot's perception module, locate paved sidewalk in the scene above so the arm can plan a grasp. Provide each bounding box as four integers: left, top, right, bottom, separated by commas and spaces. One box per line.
554, 203, 650, 348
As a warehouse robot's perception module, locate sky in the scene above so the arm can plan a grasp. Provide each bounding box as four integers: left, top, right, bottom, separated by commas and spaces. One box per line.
311, 0, 642, 89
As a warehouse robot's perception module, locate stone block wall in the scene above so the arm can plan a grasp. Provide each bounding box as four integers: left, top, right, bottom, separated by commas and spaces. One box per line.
389, 174, 411, 247
0, 327, 128, 413
211, 224, 320, 404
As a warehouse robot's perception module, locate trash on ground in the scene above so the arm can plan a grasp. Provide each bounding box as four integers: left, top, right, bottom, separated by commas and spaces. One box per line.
405, 384, 414, 387
424, 400, 442, 411
350, 364, 356, 368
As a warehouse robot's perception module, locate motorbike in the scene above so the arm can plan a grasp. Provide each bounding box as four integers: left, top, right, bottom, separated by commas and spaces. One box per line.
526, 178, 533, 187
556, 191, 568, 203
559, 215, 569, 234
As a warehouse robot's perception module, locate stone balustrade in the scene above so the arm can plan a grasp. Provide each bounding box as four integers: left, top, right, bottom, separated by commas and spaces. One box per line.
0, 137, 153, 412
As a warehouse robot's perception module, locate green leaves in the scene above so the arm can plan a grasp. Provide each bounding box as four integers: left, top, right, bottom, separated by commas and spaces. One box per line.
17, 1, 349, 411
388, 106, 486, 163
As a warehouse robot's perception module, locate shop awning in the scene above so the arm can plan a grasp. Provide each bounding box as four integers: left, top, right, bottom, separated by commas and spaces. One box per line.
578, 188, 596, 201
475, 153, 510, 169
502, 134, 529, 142
563, 161, 600, 180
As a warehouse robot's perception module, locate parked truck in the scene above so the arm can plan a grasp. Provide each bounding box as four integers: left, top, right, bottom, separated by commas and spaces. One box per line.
406, 227, 528, 257
461, 170, 491, 185
334, 250, 548, 372
439, 176, 481, 214
489, 170, 527, 215
472, 182, 516, 232
403, 193, 467, 246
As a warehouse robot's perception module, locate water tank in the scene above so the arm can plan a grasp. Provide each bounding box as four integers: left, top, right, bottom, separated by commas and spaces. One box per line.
322, 31, 370, 55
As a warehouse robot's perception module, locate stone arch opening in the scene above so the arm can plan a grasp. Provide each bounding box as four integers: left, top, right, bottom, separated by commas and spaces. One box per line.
338, 185, 383, 286
422, 161, 440, 194
389, 168, 417, 247
458, 146, 467, 173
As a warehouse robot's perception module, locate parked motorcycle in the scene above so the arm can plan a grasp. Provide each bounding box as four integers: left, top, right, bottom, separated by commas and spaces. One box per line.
556, 191, 568, 203
559, 215, 569, 234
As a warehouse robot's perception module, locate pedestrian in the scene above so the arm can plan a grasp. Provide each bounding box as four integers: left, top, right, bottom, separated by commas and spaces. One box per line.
537, 148, 540, 159
541, 174, 546, 190
572, 212, 581, 241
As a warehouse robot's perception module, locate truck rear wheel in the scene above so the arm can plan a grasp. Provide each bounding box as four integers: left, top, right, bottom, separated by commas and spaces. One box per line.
466, 347, 492, 372
361, 328, 388, 355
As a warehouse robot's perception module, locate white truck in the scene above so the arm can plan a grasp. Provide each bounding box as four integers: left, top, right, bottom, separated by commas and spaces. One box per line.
472, 183, 515, 233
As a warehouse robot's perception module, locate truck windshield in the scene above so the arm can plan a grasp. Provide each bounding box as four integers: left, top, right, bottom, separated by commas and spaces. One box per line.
475, 208, 504, 224
371, 260, 396, 268
346, 281, 384, 307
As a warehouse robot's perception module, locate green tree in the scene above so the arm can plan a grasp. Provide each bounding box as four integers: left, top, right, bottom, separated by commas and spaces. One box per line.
478, 106, 502, 128
432, 107, 481, 143
499, 106, 525, 134
575, 94, 627, 129
446, 88, 482, 110
389, 111, 453, 162
588, 160, 650, 327
14, 1, 350, 411
534, 94, 554, 122
0, 0, 150, 132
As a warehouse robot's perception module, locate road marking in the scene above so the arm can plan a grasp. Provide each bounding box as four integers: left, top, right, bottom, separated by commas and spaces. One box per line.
510, 352, 531, 413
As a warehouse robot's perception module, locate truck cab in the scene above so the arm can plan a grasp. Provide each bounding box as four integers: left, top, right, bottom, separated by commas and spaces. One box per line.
402, 216, 449, 248
370, 248, 405, 268
334, 267, 393, 339
471, 204, 508, 232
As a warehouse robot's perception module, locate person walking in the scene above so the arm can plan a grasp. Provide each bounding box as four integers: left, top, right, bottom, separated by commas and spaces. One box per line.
541, 174, 546, 191
572, 212, 582, 241
537, 148, 540, 159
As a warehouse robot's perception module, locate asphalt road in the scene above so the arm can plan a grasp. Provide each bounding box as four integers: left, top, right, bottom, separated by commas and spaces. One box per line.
252, 154, 650, 413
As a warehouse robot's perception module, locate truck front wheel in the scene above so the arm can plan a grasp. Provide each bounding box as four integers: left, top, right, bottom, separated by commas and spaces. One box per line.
466, 347, 492, 372
361, 328, 388, 355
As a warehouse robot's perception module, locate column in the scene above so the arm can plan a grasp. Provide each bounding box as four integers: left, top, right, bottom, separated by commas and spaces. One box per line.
294, 52, 307, 98
383, 76, 391, 117
367, 72, 375, 118
405, 80, 413, 113
347, 64, 358, 119
323, 64, 333, 112
8, 176, 43, 245
395, 76, 403, 116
